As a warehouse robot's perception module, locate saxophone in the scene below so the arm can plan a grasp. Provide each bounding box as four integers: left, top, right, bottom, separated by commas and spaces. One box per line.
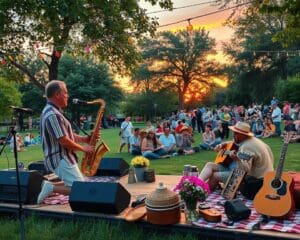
81, 98, 110, 176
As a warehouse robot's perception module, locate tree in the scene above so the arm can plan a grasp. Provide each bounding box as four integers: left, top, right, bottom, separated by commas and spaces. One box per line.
0, 0, 173, 90
216, 0, 300, 47
275, 76, 300, 104
0, 77, 22, 120
221, 10, 300, 104
122, 89, 177, 121
259, 0, 300, 46
58, 55, 123, 121
19, 84, 45, 116
137, 29, 221, 110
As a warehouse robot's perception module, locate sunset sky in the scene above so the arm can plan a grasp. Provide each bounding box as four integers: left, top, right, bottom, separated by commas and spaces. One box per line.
120, 0, 236, 91
142, 0, 234, 45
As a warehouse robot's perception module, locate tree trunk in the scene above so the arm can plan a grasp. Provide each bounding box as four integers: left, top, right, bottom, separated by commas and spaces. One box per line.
49, 53, 60, 81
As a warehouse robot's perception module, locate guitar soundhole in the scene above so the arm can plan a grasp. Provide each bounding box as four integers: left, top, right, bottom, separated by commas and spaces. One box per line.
271, 179, 281, 189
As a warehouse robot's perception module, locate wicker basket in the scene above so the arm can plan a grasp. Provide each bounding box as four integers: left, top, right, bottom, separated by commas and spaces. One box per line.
145, 182, 180, 225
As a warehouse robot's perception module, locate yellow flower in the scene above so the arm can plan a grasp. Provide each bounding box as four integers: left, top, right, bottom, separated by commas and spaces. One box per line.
131, 156, 150, 168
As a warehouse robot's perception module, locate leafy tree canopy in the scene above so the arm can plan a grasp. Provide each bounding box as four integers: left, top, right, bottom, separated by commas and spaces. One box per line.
216, 0, 300, 47
0, 77, 22, 120
59, 55, 123, 117
0, 0, 173, 89
135, 29, 223, 110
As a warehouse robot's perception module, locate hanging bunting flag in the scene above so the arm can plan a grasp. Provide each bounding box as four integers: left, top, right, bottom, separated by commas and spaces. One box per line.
17, 54, 24, 62
85, 45, 91, 54
38, 52, 44, 60
54, 50, 61, 58
8, 55, 13, 61
128, 36, 134, 45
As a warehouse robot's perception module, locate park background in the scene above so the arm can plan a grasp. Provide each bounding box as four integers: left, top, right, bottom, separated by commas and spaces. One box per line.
0, 0, 300, 239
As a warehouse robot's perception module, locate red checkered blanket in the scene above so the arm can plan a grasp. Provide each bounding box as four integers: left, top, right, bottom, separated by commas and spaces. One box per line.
43, 176, 119, 205
193, 191, 300, 234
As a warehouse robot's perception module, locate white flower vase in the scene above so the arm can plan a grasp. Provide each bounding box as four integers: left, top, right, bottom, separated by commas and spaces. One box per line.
134, 167, 146, 182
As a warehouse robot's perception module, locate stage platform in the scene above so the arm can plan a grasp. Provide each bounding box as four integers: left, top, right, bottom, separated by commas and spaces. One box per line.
0, 175, 299, 240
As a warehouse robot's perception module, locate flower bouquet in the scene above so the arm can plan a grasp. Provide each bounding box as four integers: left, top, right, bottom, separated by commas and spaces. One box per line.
131, 156, 150, 182
131, 156, 150, 168
173, 176, 210, 223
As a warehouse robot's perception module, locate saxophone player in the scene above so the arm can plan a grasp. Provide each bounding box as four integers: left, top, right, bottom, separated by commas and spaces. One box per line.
37, 80, 98, 204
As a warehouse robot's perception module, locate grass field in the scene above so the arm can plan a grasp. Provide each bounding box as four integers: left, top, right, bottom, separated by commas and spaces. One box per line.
0, 125, 299, 239
1, 126, 299, 172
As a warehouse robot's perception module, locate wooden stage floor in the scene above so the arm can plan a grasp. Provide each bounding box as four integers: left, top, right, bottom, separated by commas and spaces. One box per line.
0, 175, 299, 240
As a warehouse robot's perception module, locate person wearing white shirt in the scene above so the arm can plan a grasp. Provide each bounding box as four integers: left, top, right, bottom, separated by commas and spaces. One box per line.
159, 126, 176, 154
119, 116, 133, 153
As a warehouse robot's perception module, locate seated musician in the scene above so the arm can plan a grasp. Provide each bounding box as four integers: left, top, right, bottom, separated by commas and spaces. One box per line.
199, 121, 274, 191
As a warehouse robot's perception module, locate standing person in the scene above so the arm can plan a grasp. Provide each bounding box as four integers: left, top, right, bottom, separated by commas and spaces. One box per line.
199, 122, 274, 191
220, 107, 231, 139
271, 102, 282, 136
119, 116, 133, 153
37, 80, 96, 204
196, 107, 204, 133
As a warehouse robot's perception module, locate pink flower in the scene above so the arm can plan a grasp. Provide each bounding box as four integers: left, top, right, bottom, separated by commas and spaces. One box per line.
173, 176, 211, 194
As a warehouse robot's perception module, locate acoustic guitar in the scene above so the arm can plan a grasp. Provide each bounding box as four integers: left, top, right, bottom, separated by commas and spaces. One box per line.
214, 142, 238, 166
253, 132, 295, 219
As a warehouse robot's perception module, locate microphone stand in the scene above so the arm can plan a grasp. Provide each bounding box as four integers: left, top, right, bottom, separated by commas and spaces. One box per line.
0, 117, 26, 240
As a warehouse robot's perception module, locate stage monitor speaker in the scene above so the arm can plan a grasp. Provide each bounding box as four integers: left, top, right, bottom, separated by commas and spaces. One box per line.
96, 157, 129, 177
0, 170, 43, 204
28, 160, 51, 176
69, 181, 131, 214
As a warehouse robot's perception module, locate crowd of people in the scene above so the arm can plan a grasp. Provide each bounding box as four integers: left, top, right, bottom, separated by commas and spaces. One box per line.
118, 99, 300, 160
24, 79, 297, 205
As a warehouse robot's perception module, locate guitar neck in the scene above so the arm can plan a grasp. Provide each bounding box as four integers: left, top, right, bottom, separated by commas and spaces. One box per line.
275, 142, 289, 180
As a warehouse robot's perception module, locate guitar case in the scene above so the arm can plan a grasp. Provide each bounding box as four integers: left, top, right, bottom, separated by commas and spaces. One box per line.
288, 171, 300, 209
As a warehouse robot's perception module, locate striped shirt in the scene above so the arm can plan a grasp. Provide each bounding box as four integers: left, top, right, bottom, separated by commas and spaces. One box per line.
40, 102, 78, 172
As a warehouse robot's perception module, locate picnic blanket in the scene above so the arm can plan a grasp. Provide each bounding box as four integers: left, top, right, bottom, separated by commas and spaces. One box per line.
43, 176, 119, 205
193, 190, 300, 234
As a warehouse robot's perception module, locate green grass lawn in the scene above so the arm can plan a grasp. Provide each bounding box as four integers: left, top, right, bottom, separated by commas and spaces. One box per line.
0, 126, 299, 239
1, 126, 299, 172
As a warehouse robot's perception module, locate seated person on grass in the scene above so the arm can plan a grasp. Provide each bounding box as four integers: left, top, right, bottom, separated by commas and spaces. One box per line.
159, 126, 176, 154
200, 124, 221, 150
176, 126, 198, 155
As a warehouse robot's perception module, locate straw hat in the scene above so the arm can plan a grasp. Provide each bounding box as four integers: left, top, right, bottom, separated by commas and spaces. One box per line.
179, 126, 192, 133
228, 121, 253, 137
140, 128, 148, 134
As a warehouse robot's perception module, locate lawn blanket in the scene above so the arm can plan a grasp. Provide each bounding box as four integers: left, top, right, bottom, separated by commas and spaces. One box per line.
43, 176, 119, 205
193, 190, 300, 234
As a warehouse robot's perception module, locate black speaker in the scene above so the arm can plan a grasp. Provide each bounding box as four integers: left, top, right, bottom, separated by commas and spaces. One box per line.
28, 160, 51, 176
96, 158, 129, 177
0, 170, 44, 204
69, 181, 131, 214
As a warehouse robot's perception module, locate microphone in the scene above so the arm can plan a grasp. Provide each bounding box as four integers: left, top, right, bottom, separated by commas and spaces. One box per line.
10, 106, 33, 113
72, 98, 90, 105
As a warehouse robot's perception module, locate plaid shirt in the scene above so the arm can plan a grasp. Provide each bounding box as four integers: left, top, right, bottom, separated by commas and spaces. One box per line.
40, 102, 78, 172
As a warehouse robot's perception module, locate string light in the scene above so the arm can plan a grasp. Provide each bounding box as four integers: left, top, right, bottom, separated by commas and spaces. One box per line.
128, 36, 134, 45
186, 19, 193, 32
158, 1, 254, 29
